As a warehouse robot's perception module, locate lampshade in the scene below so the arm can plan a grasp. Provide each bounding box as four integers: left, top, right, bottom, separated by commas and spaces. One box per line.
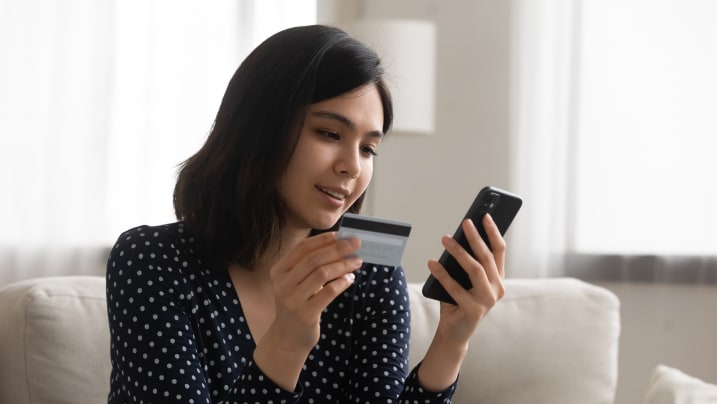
339, 19, 436, 135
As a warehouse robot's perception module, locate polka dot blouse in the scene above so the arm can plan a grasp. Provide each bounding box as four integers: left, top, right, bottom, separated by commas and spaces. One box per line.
106, 222, 457, 403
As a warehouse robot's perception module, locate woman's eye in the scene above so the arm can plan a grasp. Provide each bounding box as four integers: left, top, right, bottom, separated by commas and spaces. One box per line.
361, 146, 378, 157
318, 130, 340, 140
316, 129, 377, 156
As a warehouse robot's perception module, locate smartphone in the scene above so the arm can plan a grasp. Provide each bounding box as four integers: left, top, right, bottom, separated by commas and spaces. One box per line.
421, 186, 522, 304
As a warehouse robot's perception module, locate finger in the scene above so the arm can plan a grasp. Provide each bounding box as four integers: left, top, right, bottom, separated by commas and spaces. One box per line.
303, 255, 363, 293
482, 214, 506, 278
271, 234, 359, 306
274, 231, 339, 275
307, 271, 357, 312
292, 236, 361, 283
462, 218, 499, 282
426, 258, 474, 307
441, 233, 490, 294
426, 258, 462, 301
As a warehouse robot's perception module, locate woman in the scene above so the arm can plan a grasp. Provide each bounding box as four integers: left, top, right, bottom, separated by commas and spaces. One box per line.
106, 25, 506, 403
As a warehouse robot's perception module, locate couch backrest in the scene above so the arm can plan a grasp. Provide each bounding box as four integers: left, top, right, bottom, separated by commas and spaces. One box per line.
0, 276, 110, 404
407, 278, 621, 404
0, 276, 620, 404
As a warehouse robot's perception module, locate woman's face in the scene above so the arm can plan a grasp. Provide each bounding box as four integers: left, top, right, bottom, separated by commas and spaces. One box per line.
278, 84, 384, 232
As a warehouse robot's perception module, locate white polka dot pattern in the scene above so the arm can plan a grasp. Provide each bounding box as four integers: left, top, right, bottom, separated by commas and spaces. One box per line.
106, 222, 456, 403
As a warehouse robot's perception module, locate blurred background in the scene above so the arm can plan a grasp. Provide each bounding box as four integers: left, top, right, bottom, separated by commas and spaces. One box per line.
1, 1, 715, 403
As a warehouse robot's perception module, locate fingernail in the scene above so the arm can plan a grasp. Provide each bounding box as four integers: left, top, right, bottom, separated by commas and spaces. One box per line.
346, 272, 356, 283
343, 236, 361, 248
349, 256, 363, 267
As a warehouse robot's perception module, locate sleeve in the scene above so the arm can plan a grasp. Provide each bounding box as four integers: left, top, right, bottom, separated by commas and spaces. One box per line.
106, 226, 302, 404
346, 265, 457, 403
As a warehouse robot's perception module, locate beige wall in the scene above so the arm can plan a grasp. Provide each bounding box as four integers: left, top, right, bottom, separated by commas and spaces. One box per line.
596, 281, 717, 404
319, 0, 513, 283
318, 1, 717, 404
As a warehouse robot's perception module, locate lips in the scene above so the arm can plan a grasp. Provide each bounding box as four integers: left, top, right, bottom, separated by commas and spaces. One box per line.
317, 185, 348, 201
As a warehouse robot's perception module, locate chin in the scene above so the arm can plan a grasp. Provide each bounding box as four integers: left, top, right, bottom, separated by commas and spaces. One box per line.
313, 219, 341, 232
311, 213, 346, 232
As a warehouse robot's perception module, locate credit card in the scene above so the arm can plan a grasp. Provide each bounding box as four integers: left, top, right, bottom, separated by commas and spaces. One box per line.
337, 213, 412, 267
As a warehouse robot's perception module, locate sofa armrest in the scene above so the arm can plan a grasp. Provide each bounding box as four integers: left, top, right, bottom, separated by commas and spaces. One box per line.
407, 277, 621, 404
0, 276, 110, 404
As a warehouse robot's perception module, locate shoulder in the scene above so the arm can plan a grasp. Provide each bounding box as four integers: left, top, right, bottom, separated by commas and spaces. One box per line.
107, 222, 208, 281
109, 222, 200, 260
111, 222, 192, 251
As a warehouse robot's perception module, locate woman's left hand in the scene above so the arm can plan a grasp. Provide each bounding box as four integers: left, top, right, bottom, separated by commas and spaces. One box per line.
427, 213, 506, 345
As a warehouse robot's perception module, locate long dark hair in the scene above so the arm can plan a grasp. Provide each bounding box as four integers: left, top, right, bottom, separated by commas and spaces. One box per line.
173, 25, 393, 270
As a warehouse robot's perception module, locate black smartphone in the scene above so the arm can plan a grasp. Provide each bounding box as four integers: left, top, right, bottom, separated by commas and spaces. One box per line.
421, 186, 522, 304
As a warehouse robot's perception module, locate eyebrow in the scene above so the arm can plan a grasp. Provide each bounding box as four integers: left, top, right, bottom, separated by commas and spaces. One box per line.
311, 110, 384, 139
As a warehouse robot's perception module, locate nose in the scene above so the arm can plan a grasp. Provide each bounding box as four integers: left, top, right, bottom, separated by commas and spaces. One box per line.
335, 147, 361, 179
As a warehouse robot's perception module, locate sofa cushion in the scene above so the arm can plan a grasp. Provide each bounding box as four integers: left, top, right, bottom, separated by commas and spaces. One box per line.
407, 277, 621, 404
0, 276, 110, 404
0, 276, 620, 404
642, 365, 717, 404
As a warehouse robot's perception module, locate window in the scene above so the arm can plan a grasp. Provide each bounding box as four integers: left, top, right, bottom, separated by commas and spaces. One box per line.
509, 0, 716, 280
0, 0, 316, 248
0, 0, 316, 283
573, 0, 717, 256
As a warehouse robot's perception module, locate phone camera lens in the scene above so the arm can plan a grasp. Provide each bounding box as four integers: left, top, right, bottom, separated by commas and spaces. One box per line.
487, 193, 501, 212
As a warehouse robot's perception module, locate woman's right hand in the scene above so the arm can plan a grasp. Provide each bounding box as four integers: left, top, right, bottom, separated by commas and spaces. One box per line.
253, 232, 362, 390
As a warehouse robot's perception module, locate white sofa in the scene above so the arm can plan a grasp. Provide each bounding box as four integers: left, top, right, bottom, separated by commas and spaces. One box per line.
0, 276, 621, 403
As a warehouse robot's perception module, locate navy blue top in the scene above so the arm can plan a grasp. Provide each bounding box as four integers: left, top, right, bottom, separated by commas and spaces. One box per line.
106, 222, 457, 403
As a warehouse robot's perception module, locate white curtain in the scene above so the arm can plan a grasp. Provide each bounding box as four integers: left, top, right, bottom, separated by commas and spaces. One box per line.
509, 0, 717, 280
509, 0, 578, 278
0, 0, 316, 285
